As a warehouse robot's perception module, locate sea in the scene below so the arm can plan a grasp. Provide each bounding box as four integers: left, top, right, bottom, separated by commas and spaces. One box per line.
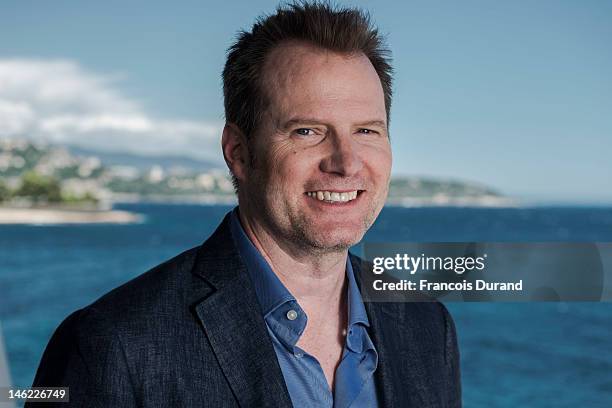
1, 203, 612, 407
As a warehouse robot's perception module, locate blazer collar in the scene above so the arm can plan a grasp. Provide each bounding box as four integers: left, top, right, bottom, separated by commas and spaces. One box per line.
190, 212, 293, 408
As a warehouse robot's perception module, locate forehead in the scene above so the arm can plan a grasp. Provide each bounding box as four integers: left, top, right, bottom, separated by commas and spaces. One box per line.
260, 42, 386, 123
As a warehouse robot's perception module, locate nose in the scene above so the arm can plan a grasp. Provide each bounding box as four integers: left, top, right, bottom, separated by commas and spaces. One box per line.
319, 133, 363, 177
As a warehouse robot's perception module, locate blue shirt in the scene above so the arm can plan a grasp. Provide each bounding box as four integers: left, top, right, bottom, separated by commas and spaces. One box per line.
229, 209, 379, 407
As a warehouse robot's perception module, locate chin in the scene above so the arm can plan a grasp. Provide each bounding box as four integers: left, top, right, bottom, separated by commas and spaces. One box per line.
307, 229, 364, 252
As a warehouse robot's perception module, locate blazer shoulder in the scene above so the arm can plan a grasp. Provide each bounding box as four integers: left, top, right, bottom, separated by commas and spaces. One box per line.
81, 245, 203, 327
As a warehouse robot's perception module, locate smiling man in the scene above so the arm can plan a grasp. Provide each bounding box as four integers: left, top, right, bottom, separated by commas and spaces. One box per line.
30, 3, 460, 407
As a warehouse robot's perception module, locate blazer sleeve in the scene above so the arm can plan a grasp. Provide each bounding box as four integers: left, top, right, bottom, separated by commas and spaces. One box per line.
440, 302, 462, 407
27, 308, 137, 407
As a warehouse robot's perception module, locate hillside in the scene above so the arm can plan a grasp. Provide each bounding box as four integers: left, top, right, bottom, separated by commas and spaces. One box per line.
0, 139, 514, 206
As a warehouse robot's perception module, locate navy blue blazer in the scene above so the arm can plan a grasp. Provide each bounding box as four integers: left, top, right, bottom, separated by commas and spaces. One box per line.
30, 213, 461, 407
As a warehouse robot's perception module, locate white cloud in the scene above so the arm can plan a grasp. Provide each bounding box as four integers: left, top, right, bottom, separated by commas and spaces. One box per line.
0, 99, 34, 135
0, 58, 223, 162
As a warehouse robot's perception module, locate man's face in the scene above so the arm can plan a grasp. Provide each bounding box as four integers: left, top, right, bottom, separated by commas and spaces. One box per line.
241, 42, 392, 253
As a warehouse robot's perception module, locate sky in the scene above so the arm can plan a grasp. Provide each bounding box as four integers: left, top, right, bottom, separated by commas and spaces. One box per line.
0, 0, 610, 203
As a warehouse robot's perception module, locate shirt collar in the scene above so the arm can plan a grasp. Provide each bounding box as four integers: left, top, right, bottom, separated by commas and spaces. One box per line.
345, 255, 370, 328
229, 207, 294, 316
229, 207, 371, 329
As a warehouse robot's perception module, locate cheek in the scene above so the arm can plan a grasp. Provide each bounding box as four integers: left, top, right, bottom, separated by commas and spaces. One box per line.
365, 146, 392, 178
266, 151, 313, 191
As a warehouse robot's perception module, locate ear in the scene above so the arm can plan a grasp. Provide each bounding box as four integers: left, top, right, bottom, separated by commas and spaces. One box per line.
221, 123, 249, 183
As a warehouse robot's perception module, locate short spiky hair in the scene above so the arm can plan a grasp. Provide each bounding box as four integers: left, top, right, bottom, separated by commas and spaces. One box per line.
222, 1, 393, 140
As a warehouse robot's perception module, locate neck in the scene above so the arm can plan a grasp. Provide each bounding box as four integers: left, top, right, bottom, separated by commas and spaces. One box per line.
237, 209, 348, 304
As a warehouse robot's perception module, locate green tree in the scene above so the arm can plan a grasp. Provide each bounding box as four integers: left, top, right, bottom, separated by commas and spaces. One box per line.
15, 171, 62, 203
0, 179, 10, 202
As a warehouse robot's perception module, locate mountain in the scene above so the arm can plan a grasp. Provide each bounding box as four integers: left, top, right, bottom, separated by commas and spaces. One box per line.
67, 145, 222, 172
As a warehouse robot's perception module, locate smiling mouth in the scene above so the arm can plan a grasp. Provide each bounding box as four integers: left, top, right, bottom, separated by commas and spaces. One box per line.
305, 190, 364, 203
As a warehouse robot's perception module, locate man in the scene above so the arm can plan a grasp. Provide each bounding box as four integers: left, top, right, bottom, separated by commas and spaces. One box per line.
30, 3, 460, 407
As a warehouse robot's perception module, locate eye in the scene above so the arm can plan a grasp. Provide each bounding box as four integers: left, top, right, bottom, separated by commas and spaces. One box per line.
294, 128, 316, 136
357, 128, 378, 135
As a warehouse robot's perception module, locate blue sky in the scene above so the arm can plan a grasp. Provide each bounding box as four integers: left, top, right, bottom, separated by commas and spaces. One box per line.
1, 0, 610, 203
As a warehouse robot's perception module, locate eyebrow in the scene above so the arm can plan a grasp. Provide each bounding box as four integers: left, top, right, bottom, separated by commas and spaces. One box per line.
280, 118, 387, 130
355, 120, 387, 129
280, 118, 321, 130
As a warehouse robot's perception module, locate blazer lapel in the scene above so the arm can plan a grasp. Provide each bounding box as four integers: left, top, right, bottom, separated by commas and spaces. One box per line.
364, 301, 397, 407
350, 254, 434, 408
191, 214, 293, 408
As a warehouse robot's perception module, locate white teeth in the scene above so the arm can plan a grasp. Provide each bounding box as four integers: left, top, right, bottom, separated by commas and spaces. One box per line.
306, 190, 360, 203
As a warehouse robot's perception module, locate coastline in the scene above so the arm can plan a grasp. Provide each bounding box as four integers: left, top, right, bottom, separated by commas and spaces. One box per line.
0, 194, 519, 225
111, 193, 518, 208
385, 194, 519, 208
0, 206, 141, 225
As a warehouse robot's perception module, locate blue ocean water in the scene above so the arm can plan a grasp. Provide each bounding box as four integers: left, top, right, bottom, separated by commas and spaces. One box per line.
1, 203, 612, 407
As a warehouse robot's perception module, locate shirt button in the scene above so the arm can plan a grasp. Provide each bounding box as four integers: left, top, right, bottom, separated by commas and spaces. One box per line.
295, 352, 303, 358
286, 309, 298, 321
